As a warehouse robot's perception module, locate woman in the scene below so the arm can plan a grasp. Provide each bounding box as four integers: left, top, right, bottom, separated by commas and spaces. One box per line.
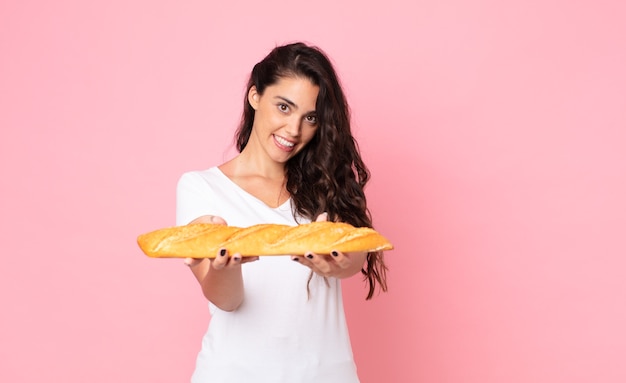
176, 42, 388, 383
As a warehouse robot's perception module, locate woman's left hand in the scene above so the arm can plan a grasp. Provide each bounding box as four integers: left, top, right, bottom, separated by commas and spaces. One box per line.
290, 212, 367, 279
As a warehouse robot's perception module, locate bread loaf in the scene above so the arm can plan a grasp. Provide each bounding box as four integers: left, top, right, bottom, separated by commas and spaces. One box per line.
137, 221, 393, 258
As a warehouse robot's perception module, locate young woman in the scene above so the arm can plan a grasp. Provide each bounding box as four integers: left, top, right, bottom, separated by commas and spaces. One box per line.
176, 42, 388, 383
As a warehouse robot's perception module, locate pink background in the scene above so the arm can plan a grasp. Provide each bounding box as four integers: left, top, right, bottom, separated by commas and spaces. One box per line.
2, 1, 625, 382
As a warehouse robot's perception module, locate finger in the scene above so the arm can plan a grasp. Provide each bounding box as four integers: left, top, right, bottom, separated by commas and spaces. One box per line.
189, 215, 228, 225
305, 252, 332, 274
329, 250, 351, 269
315, 212, 328, 222
209, 215, 227, 225
240, 256, 259, 264
292, 254, 312, 267
293, 255, 319, 272
227, 253, 243, 268
292, 255, 331, 277
211, 248, 229, 270
184, 257, 203, 267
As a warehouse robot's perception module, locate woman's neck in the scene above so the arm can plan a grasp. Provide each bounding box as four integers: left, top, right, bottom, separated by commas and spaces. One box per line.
219, 153, 289, 208
228, 149, 286, 181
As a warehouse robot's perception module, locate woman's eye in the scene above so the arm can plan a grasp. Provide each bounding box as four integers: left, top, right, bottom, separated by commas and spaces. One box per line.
278, 104, 289, 113
306, 115, 317, 124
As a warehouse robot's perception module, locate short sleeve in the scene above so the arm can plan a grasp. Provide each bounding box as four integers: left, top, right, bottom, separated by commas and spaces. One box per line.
176, 171, 218, 226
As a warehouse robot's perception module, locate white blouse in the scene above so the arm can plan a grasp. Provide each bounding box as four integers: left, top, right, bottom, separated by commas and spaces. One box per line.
176, 167, 359, 383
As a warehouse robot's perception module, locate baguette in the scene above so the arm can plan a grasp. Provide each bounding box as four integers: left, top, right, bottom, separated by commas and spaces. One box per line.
137, 221, 393, 258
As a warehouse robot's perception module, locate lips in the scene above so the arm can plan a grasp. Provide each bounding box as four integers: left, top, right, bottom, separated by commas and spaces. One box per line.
273, 134, 296, 151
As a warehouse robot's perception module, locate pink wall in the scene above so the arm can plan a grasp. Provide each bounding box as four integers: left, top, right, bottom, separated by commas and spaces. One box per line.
2, 1, 625, 382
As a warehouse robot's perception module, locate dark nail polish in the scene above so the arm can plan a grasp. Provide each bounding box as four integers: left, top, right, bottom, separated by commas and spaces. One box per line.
219, 249, 226, 257
292, 257, 300, 262
331, 251, 339, 257
306, 253, 314, 259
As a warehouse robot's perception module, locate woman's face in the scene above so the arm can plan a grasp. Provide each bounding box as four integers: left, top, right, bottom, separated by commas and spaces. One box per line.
247, 76, 320, 165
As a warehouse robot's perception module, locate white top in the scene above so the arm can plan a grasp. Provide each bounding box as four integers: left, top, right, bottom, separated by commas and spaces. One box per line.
176, 167, 359, 383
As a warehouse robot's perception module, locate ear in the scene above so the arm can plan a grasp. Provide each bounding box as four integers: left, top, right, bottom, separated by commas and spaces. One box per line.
248, 86, 260, 110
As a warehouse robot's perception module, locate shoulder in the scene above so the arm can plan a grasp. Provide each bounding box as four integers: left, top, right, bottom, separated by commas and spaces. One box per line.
177, 167, 223, 189
175, 167, 227, 225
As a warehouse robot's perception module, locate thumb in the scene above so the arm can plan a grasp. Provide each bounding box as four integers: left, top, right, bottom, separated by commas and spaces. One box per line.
210, 215, 228, 225
315, 212, 329, 222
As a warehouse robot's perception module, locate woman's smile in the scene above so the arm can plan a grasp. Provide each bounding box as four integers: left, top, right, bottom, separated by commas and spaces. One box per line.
273, 134, 296, 151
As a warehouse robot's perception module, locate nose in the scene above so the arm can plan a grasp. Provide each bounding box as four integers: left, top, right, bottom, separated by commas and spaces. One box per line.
284, 117, 302, 137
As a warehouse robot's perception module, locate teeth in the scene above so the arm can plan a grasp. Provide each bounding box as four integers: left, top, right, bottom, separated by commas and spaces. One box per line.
275, 135, 295, 147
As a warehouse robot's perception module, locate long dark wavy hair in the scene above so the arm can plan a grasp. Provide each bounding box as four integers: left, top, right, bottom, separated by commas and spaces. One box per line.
234, 42, 387, 299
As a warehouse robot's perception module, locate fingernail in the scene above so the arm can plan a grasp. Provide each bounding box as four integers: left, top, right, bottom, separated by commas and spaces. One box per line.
292, 257, 300, 262
233, 256, 241, 262
306, 253, 314, 259
219, 249, 226, 257
331, 251, 338, 257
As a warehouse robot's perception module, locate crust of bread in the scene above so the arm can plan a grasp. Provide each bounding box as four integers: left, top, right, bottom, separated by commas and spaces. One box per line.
137, 221, 393, 258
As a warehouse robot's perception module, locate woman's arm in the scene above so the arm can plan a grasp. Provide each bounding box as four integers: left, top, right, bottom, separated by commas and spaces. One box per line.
185, 215, 258, 311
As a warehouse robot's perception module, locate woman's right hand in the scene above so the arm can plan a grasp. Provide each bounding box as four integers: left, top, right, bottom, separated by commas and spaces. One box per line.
183, 215, 257, 311
183, 215, 227, 268
183, 215, 259, 268
184, 215, 259, 270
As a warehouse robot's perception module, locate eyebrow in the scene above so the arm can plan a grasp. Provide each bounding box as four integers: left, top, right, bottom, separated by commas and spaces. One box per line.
275, 96, 298, 109
274, 96, 317, 115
